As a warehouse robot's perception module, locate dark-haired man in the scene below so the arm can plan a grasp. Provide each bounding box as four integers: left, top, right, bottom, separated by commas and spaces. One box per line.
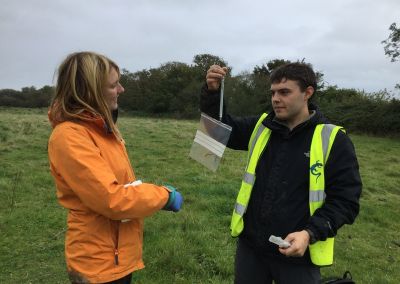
200, 62, 362, 283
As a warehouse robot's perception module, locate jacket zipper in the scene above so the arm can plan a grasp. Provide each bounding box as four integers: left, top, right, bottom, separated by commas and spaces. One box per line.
114, 221, 120, 265
114, 142, 130, 265
114, 248, 119, 265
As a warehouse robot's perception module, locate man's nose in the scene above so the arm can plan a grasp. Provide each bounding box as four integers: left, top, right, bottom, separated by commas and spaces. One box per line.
272, 94, 280, 102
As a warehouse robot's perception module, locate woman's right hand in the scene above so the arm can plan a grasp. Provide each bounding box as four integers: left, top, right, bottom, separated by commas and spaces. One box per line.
206, 65, 228, 91
163, 185, 183, 213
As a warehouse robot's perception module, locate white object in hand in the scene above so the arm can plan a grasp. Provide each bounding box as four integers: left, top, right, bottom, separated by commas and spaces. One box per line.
124, 180, 142, 188
269, 235, 291, 248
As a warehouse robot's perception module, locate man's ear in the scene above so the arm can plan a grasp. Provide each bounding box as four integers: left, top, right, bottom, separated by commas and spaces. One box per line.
304, 86, 314, 100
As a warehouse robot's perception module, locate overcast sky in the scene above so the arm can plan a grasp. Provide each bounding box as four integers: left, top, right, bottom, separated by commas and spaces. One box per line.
1, 0, 399, 95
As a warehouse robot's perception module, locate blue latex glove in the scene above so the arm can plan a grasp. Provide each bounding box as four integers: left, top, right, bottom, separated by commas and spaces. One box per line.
163, 185, 183, 212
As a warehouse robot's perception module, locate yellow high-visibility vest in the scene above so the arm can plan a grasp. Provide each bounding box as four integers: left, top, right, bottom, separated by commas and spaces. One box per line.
230, 113, 343, 266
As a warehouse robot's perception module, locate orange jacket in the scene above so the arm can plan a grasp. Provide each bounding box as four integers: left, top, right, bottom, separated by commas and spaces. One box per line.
48, 115, 170, 283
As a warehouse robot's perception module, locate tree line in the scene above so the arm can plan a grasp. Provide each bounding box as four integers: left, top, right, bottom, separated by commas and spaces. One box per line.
1, 50, 399, 137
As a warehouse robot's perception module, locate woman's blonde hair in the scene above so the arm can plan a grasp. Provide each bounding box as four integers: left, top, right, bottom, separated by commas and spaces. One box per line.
50, 51, 121, 139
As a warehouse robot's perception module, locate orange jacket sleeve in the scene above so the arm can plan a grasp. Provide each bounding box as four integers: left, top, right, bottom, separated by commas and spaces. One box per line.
48, 123, 170, 220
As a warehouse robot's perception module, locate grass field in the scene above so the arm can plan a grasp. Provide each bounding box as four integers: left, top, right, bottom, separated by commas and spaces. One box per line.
0, 107, 399, 283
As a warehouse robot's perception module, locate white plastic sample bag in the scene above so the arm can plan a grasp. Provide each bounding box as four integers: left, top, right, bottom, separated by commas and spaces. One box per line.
189, 113, 232, 171
189, 78, 232, 172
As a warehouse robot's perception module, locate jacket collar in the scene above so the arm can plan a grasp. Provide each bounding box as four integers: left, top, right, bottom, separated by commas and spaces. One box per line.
77, 110, 118, 135
263, 103, 330, 135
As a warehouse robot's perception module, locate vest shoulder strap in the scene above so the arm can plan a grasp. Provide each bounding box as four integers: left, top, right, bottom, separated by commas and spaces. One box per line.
247, 113, 268, 151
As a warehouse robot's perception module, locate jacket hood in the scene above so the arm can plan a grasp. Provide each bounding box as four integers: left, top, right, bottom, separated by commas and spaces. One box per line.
48, 108, 119, 134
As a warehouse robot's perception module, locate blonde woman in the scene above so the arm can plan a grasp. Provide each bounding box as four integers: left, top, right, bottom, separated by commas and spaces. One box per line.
48, 51, 183, 284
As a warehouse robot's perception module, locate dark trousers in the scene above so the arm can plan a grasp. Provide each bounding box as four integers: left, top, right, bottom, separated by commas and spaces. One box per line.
103, 273, 132, 284
71, 273, 132, 284
70, 272, 132, 284
235, 239, 320, 284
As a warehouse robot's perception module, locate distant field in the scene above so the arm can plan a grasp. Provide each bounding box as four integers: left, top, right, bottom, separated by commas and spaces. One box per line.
0, 107, 399, 283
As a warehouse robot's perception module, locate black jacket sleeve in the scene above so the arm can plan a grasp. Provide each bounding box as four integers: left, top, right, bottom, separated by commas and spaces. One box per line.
306, 130, 362, 241
200, 84, 260, 151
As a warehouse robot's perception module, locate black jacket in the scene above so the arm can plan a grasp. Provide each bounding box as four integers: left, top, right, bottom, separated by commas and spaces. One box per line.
200, 85, 362, 264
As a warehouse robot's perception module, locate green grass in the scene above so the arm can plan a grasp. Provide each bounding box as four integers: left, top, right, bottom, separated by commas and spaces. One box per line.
0, 107, 399, 283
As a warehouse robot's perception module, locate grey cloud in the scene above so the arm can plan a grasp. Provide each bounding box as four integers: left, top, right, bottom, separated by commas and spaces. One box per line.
0, 0, 399, 96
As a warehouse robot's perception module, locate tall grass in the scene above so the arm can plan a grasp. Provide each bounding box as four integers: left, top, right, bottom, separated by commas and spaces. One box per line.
0, 107, 399, 283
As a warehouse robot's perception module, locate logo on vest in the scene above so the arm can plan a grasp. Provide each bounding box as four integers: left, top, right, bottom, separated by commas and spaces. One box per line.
310, 160, 323, 183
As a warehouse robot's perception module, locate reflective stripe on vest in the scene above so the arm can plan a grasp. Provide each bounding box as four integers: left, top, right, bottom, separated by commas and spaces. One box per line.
230, 114, 343, 266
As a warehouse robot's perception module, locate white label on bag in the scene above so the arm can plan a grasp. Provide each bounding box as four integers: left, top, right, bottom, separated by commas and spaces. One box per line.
193, 130, 226, 157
